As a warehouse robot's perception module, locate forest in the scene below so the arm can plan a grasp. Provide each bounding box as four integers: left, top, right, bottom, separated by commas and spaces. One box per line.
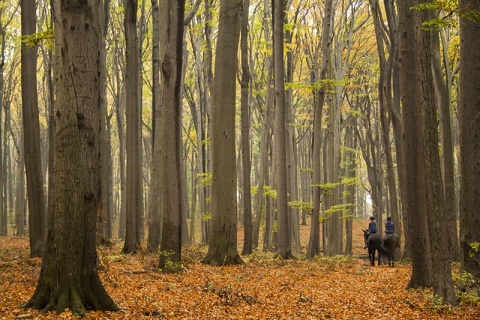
0, 0, 479, 318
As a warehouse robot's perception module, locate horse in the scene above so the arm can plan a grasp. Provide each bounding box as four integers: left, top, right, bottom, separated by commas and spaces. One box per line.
382, 233, 399, 267
363, 230, 392, 266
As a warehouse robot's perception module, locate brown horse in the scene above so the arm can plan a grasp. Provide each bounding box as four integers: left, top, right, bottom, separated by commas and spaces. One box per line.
363, 230, 392, 266
382, 233, 399, 267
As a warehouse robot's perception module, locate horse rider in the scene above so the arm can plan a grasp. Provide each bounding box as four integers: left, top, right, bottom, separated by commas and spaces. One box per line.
383, 216, 399, 245
364, 216, 377, 249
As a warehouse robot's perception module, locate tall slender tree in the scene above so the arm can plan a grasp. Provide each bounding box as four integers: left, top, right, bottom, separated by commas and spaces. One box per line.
240, 0, 253, 256
203, 0, 243, 266
123, 0, 143, 253
21, 0, 47, 258
273, 0, 293, 259
22, 0, 118, 314
307, 0, 332, 259
157, 0, 185, 272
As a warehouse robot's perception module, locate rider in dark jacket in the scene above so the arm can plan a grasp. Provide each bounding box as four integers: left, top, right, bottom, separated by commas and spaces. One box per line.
364, 216, 377, 249
368, 216, 377, 234
385, 216, 394, 234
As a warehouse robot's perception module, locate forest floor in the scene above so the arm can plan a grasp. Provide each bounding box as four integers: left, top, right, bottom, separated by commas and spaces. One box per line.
1, 219, 479, 319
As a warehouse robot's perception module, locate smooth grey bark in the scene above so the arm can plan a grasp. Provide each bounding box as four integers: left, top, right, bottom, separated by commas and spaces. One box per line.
123, 0, 143, 253
203, 0, 243, 266
21, 0, 47, 257
240, 0, 253, 256
307, 0, 332, 259
147, 0, 162, 253
157, 0, 185, 272
273, 0, 293, 259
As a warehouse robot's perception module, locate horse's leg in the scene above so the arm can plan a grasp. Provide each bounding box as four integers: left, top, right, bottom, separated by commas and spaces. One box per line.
369, 249, 374, 266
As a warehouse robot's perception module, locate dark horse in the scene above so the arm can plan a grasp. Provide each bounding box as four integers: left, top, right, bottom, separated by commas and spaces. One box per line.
363, 230, 392, 266
382, 233, 399, 267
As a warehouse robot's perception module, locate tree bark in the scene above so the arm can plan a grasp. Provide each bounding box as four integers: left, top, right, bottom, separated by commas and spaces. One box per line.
21, 0, 47, 258
203, 0, 243, 266
240, 0, 253, 256
123, 0, 143, 253
307, 0, 332, 259
22, 1, 118, 315
273, 0, 293, 259
157, 0, 185, 272
399, 0, 432, 288
459, 0, 480, 280
147, 0, 162, 253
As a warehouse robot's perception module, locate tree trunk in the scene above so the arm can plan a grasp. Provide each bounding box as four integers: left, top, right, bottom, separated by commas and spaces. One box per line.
240, 0, 253, 256
158, 0, 185, 272
430, 11, 459, 262
22, 1, 118, 315
273, 0, 293, 259
307, 0, 332, 259
399, 0, 432, 288
15, 133, 26, 236
203, 0, 243, 266
459, 0, 480, 280
123, 0, 143, 253
98, 0, 112, 243
147, 0, 162, 253
21, 0, 47, 258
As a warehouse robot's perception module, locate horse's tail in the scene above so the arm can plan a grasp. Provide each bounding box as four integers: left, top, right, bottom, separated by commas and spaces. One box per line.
375, 240, 392, 258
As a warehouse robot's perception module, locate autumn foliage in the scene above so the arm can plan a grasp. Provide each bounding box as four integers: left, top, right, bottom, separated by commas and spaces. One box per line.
1, 226, 479, 319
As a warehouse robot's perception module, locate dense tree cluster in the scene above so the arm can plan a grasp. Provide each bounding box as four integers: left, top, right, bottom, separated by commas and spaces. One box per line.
0, 0, 478, 314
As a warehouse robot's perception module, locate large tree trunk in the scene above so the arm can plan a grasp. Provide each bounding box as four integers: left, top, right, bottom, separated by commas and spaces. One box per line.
123, 0, 143, 253
157, 0, 185, 272
459, 0, 480, 280
399, 0, 432, 288
273, 0, 293, 259
203, 0, 243, 266
416, 4, 455, 304
22, 1, 118, 315
21, 0, 47, 258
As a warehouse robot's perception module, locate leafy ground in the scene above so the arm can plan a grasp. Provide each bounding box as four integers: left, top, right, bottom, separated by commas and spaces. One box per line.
1, 220, 479, 319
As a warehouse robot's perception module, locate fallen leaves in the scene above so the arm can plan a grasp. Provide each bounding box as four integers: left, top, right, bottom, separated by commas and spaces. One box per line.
1, 233, 479, 319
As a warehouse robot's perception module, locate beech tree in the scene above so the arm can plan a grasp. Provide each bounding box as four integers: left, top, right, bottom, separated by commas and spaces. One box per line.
22, 0, 118, 315
459, 0, 480, 280
240, 0, 253, 256
203, 0, 243, 266
157, 0, 185, 272
123, 0, 143, 253
21, 0, 47, 258
307, 0, 332, 259
273, 0, 293, 259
